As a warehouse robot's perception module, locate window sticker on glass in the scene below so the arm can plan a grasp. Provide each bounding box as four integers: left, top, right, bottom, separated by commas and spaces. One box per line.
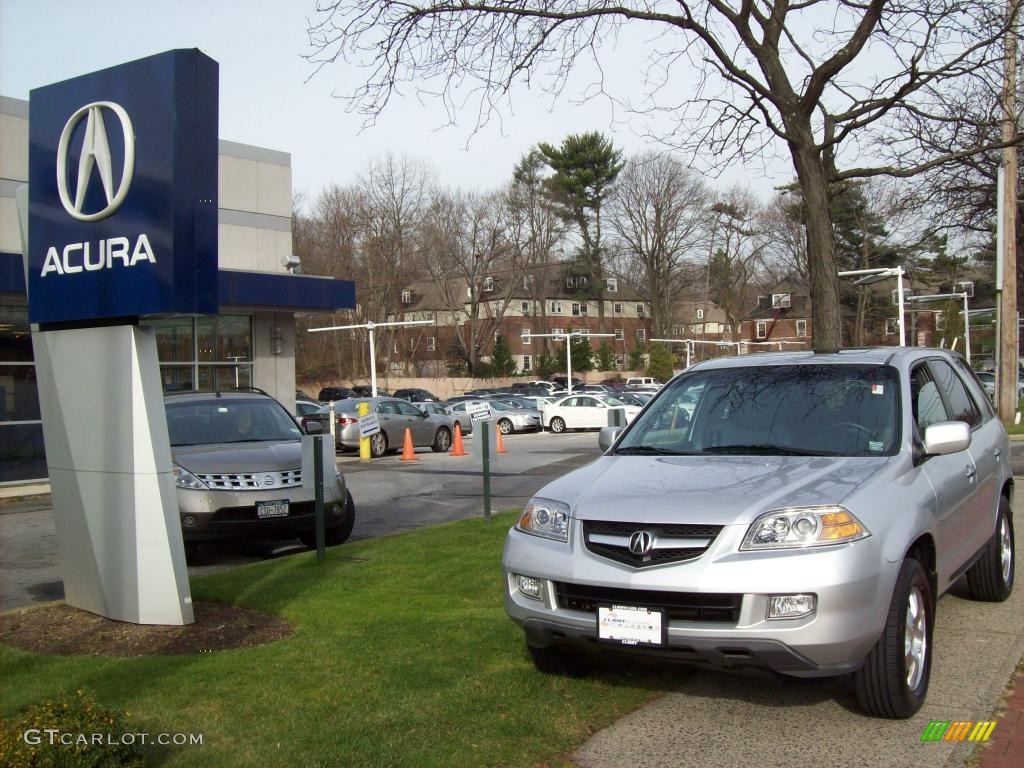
871, 384, 884, 395
869, 441, 884, 452
217, 407, 229, 412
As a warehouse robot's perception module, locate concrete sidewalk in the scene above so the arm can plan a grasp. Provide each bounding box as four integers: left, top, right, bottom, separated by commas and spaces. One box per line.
571, 507, 1024, 768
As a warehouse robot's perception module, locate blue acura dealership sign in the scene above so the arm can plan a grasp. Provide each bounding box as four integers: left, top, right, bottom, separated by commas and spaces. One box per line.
28, 49, 218, 324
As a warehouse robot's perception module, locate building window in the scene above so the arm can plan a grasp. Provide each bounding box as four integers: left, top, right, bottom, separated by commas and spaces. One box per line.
571, 302, 588, 317
796, 319, 807, 338
522, 355, 532, 372
521, 300, 530, 314
567, 275, 588, 288
153, 315, 254, 394
427, 336, 436, 352
409, 337, 418, 352
771, 293, 792, 309
671, 324, 682, 336
576, 328, 590, 336
885, 318, 899, 335
521, 328, 531, 345
956, 281, 974, 298
0, 305, 46, 482
935, 311, 946, 332
615, 328, 624, 341
756, 321, 767, 339
523, 274, 535, 290
606, 277, 618, 293
636, 304, 645, 317
483, 276, 495, 292
401, 290, 412, 304
613, 303, 623, 315
696, 308, 705, 320
636, 328, 646, 342
615, 354, 625, 368
549, 301, 563, 314
552, 327, 564, 337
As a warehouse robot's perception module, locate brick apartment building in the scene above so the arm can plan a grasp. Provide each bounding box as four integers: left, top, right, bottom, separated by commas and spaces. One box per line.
386, 263, 653, 375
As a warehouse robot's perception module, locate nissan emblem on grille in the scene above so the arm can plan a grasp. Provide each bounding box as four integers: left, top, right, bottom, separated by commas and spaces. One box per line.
628, 530, 654, 556
262, 475, 275, 487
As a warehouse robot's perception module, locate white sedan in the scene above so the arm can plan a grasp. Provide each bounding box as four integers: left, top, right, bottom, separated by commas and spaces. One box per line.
541, 394, 642, 433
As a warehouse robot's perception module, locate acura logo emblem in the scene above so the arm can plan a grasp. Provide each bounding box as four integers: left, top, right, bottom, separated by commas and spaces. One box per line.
56, 101, 135, 222
628, 530, 654, 556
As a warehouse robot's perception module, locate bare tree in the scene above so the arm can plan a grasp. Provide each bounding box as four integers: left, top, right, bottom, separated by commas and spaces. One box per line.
707, 187, 767, 340
608, 152, 710, 337
307, 0, 1020, 350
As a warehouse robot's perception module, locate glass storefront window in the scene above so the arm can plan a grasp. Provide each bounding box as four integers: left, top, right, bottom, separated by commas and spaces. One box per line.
153, 317, 195, 363
0, 423, 47, 483
197, 316, 252, 363
0, 305, 32, 362
197, 364, 253, 392
150, 315, 253, 393
0, 365, 40, 421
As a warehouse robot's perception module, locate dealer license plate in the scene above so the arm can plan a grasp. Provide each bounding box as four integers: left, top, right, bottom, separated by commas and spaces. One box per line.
597, 604, 664, 646
256, 499, 289, 519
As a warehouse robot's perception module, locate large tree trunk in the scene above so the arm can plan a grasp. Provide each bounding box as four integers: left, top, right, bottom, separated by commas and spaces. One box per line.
791, 138, 843, 350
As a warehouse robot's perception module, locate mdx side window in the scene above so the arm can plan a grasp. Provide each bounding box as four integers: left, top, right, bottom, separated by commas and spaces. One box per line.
911, 366, 950, 435
928, 360, 982, 430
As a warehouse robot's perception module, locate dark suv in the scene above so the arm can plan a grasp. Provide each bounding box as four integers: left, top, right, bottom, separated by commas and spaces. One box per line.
318, 386, 356, 401
394, 388, 440, 402
165, 391, 355, 558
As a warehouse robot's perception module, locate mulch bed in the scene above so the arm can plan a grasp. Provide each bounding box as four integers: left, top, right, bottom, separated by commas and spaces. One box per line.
0, 600, 293, 656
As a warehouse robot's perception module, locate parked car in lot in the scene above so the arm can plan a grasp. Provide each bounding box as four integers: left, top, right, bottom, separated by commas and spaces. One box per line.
625, 376, 661, 388
974, 371, 1024, 400
541, 394, 642, 433
306, 397, 454, 457
504, 348, 1014, 718
394, 388, 441, 402
352, 385, 389, 397
318, 386, 356, 402
294, 398, 323, 418
417, 401, 473, 436
165, 391, 355, 558
448, 399, 542, 434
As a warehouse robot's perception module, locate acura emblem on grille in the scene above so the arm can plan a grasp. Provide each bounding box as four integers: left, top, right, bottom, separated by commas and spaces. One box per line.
628, 530, 654, 555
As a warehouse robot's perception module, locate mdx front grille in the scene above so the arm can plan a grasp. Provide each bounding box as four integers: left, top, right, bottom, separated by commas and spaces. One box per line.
197, 469, 302, 491
554, 582, 741, 624
582, 520, 722, 568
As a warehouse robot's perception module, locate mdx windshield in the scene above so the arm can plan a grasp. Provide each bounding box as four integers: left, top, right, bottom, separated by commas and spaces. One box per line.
615, 364, 901, 457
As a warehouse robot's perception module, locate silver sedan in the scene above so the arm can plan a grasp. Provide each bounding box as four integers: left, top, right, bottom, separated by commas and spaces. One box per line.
309, 397, 455, 457
447, 399, 542, 434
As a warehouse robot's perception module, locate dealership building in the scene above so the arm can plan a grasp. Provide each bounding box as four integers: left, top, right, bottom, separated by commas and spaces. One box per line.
0, 93, 353, 487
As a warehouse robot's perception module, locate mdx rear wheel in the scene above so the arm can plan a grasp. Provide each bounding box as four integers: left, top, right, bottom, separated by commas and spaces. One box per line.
854, 557, 933, 718
966, 496, 1015, 602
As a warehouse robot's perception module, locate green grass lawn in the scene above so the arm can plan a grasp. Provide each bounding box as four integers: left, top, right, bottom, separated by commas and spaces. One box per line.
1, 513, 684, 768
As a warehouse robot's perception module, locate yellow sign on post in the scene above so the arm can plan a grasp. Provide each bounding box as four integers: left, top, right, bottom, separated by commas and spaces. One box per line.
358, 401, 371, 461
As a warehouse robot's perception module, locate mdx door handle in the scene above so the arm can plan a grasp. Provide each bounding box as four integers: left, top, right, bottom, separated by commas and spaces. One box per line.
966, 465, 977, 479
994, 449, 1002, 459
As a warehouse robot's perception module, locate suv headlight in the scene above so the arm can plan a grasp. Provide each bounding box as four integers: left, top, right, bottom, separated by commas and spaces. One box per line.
173, 464, 208, 490
516, 498, 571, 542
741, 506, 869, 550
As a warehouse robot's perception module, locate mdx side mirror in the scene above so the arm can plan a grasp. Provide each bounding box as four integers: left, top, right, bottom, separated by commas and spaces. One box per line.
599, 426, 623, 452
923, 421, 971, 456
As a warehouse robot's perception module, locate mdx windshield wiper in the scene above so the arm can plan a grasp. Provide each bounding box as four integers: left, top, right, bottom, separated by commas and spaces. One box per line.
615, 445, 697, 455
702, 444, 839, 456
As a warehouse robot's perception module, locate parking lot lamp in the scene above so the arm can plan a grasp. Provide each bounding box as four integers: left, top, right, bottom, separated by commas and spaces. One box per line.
308, 319, 434, 396
525, 331, 614, 394
839, 267, 907, 346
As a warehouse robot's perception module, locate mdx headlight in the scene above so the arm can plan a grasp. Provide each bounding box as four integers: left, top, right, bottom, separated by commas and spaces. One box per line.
741, 506, 869, 550
172, 464, 208, 490
516, 498, 571, 542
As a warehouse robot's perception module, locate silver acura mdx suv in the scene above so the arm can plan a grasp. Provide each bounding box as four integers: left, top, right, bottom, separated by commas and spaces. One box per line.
503, 348, 1015, 718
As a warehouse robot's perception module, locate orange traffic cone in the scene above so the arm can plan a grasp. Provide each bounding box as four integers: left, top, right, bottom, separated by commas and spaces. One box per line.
450, 423, 467, 457
400, 428, 417, 461
496, 427, 507, 454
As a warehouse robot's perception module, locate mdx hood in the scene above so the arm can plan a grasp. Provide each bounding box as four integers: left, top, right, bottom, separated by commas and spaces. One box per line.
539, 455, 890, 527
172, 440, 302, 475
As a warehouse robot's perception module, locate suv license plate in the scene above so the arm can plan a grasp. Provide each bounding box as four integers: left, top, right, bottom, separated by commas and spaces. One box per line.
597, 604, 664, 647
256, 500, 289, 519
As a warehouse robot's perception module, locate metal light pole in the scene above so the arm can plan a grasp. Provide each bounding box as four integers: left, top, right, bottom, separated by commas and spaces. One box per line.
651, 338, 743, 368
839, 267, 907, 347
905, 292, 972, 362
308, 319, 434, 396
526, 331, 615, 394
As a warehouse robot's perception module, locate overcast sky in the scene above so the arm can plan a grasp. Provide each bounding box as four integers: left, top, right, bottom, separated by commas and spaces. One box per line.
1, 0, 791, 206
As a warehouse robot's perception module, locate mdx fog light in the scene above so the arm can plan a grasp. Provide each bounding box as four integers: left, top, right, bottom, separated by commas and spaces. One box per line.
768, 594, 816, 620
516, 498, 570, 542
741, 506, 869, 550
515, 574, 543, 600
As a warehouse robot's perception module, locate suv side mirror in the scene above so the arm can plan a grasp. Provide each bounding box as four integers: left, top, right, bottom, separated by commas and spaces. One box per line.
923, 421, 970, 456
599, 426, 623, 452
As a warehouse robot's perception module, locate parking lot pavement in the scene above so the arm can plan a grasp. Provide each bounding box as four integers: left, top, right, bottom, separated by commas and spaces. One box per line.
571, 503, 1024, 768
0, 430, 602, 610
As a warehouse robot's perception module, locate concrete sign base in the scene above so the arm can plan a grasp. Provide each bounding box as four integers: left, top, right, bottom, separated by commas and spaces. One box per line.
32, 324, 194, 625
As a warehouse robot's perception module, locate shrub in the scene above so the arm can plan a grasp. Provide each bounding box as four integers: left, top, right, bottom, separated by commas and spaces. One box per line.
0, 689, 144, 768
